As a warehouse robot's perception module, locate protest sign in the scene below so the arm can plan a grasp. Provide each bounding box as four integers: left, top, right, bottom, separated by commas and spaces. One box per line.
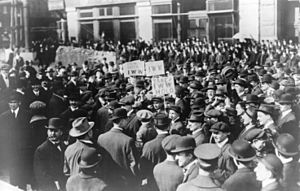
55, 46, 116, 66
123, 60, 145, 77
152, 76, 175, 96
145, 60, 165, 76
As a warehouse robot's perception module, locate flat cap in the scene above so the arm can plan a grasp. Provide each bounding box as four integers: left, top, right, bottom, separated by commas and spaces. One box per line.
119, 96, 135, 105
194, 143, 221, 160
169, 105, 181, 114
244, 128, 266, 142
136, 109, 153, 120
205, 109, 223, 118
210, 122, 230, 133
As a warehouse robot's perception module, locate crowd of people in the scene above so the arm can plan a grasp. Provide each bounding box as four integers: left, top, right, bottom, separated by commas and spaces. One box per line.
0, 37, 299, 191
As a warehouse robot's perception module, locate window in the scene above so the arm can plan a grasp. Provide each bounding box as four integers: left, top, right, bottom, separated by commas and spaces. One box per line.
152, 4, 171, 14
99, 8, 105, 16
189, 20, 197, 29
120, 21, 136, 43
208, 0, 234, 11
80, 12, 93, 18
199, 19, 206, 29
215, 15, 233, 38
120, 5, 135, 15
3, 6, 7, 14
107, 7, 112, 15
154, 22, 172, 40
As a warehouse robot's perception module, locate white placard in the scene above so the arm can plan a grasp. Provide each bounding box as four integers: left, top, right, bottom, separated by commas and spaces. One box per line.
145, 60, 165, 76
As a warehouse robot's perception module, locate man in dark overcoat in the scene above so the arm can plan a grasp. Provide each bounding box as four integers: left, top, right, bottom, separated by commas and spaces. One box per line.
34, 118, 67, 191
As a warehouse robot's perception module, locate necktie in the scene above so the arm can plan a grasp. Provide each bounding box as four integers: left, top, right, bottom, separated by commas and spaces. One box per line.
12, 111, 16, 118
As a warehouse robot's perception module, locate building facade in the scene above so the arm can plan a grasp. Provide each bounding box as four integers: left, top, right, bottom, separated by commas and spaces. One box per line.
64, 0, 300, 43
0, 0, 52, 49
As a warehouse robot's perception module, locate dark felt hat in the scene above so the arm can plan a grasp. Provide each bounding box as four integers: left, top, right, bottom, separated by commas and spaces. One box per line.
179, 76, 189, 84
229, 139, 256, 162
233, 79, 247, 87
210, 122, 230, 133
119, 96, 135, 106
78, 147, 102, 169
169, 105, 182, 114
111, 108, 127, 121
162, 134, 181, 153
257, 104, 275, 116
274, 133, 299, 156
47, 118, 64, 129
188, 114, 204, 122
172, 136, 196, 153
244, 128, 267, 142
152, 96, 163, 103
278, 93, 294, 104
153, 113, 171, 130
205, 109, 223, 118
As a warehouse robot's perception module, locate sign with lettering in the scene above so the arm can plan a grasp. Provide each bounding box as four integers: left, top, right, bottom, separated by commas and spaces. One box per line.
145, 60, 165, 76
123, 60, 145, 77
152, 76, 175, 96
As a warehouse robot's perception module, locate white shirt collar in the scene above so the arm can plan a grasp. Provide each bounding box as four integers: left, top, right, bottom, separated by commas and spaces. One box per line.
127, 109, 134, 117
262, 178, 276, 188
278, 154, 293, 164
192, 128, 203, 135
281, 109, 292, 119
216, 138, 229, 148
11, 107, 19, 118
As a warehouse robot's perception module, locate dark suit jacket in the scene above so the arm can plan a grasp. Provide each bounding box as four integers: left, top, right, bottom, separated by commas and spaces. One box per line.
170, 118, 187, 136
223, 168, 261, 191
175, 99, 190, 119
124, 111, 141, 140
34, 139, 67, 191
153, 160, 184, 191
97, 128, 139, 188
177, 174, 223, 191
23, 88, 51, 109
95, 107, 110, 135
66, 172, 110, 191
48, 93, 68, 118
277, 111, 299, 142
281, 159, 299, 191
192, 129, 209, 146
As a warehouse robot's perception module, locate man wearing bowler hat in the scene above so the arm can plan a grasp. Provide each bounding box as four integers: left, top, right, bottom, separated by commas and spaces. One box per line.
177, 143, 223, 191
66, 147, 111, 191
98, 108, 139, 191
276, 94, 298, 143
274, 133, 299, 191
140, 113, 171, 190
223, 139, 261, 191
172, 136, 198, 183
34, 118, 67, 191
64, 117, 95, 177
257, 104, 279, 137
153, 134, 184, 191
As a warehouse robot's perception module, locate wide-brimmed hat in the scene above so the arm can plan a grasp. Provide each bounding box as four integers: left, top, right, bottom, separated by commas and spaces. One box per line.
229, 139, 256, 162
78, 147, 102, 169
69, 117, 94, 137
46, 118, 64, 130
256, 104, 275, 116
111, 108, 127, 121
274, 133, 299, 156
172, 136, 196, 153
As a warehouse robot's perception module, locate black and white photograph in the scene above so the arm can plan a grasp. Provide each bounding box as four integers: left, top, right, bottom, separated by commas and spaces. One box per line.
0, 0, 299, 190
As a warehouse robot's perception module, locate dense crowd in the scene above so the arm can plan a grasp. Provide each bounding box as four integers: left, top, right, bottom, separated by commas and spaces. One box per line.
0, 37, 299, 191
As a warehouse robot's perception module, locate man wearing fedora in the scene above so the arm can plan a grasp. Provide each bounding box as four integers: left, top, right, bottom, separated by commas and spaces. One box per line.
257, 104, 279, 137
66, 147, 111, 191
223, 139, 261, 191
254, 154, 283, 191
140, 113, 171, 191
172, 136, 198, 183
34, 118, 67, 191
97, 108, 140, 190
274, 133, 299, 191
153, 134, 184, 191
276, 94, 298, 143
187, 113, 208, 146
177, 143, 223, 191
64, 117, 96, 177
